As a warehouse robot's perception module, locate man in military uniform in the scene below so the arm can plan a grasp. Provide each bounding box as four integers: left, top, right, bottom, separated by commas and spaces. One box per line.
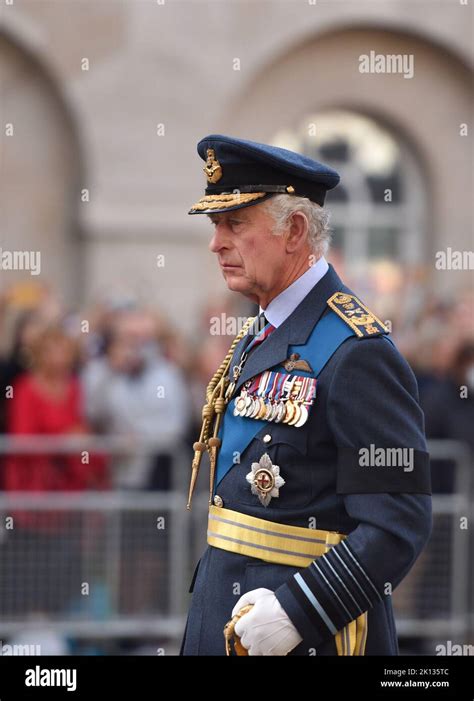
181, 134, 432, 656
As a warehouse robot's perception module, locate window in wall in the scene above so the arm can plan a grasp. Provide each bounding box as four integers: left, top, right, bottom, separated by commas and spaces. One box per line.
272, 111, 427, 301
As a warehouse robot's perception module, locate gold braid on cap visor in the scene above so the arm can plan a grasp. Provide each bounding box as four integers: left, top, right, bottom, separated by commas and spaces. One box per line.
189, 191, 267, 212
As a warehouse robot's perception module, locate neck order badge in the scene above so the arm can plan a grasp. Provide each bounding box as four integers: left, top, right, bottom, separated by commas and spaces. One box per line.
225, 314, 275, 401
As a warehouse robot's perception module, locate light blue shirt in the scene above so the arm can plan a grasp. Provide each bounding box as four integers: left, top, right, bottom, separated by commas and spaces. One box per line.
260, 256, 329, 328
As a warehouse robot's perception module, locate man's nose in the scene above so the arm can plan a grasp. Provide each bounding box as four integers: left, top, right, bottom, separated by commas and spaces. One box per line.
209, 222, 230, 253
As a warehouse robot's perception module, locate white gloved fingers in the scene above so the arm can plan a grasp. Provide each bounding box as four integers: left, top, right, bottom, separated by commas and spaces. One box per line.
234, 604, 257, 638
231, 587, 273, 617
233, 615, 245, 639
232, 591, 303, 656
239, 631, 252, 653
263, 628, 299, 656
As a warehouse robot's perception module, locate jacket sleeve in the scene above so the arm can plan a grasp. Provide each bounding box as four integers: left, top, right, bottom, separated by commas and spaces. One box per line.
274, 336, 432, 647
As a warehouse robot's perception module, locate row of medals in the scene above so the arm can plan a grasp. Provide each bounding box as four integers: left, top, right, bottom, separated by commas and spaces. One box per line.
233, 378, 310, 428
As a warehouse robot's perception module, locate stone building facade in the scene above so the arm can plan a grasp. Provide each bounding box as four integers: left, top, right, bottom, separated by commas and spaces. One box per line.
0, 0, 472, 332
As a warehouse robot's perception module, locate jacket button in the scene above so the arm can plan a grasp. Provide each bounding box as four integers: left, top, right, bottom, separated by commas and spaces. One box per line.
263, 434, 272, 444
213, 495, 224, 507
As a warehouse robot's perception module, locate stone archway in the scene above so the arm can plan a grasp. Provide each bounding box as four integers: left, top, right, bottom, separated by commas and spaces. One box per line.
0, 29, 84, 305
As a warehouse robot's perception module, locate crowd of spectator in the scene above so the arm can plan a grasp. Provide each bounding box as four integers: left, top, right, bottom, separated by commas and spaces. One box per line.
0, 277, 472, 496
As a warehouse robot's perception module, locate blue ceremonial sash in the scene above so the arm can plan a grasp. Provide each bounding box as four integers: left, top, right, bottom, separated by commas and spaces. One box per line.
215, 310, 365, 488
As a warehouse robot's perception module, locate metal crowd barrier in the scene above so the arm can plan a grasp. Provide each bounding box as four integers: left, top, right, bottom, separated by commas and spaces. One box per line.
393, 440, 473, 647
0, 434, 194, 652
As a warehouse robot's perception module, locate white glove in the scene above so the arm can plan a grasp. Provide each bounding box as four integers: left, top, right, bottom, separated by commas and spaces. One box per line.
232, 587, 302, 656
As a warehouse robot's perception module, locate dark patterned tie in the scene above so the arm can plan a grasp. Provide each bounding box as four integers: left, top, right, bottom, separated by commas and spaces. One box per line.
244, 313, 276, 355
226, 313, 276, 400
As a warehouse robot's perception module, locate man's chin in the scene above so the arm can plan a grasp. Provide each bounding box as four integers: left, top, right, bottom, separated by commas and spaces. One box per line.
222, 270, 249, 294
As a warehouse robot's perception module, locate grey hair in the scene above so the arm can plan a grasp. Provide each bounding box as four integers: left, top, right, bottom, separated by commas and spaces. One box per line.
262, 194, 332, 256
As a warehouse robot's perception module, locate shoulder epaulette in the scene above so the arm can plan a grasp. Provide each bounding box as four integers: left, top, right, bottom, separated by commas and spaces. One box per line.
327, 292, 389, 338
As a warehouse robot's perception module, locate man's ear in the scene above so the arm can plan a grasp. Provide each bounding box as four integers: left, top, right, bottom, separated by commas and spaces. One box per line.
285, 212, 309, 253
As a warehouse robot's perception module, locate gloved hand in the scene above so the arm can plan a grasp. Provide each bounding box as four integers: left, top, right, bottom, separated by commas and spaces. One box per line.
232, 587, 303, 656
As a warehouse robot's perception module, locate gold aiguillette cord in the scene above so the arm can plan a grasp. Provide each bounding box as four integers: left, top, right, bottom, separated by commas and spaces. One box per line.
186, 316, 255, 510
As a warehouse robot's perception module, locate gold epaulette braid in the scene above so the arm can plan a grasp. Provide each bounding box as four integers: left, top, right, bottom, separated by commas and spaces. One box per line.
187, 316, 256, 510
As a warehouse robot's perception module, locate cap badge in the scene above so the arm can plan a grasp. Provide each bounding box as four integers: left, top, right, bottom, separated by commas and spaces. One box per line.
203, 148, 223, 184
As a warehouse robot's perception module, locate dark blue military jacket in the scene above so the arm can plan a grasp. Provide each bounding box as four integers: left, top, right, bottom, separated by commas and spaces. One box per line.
182, 264, 432, 655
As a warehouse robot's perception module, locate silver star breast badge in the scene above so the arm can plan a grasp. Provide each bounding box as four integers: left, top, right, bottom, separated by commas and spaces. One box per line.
246, 453, 285, 507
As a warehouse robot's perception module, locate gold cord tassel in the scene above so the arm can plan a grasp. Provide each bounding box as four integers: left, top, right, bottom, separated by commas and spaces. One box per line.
208, 392, 225, 504
186, 316, 255, 510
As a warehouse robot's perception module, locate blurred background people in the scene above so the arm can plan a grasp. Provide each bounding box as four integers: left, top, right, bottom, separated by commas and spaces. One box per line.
422, 341, 474, 494
82, 309, 190, 490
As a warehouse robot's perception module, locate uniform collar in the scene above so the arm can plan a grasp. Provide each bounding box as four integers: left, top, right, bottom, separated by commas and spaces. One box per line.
260, 256, 329, 328
231, 263, 349, 394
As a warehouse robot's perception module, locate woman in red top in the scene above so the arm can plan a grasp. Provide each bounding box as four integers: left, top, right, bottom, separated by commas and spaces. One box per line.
2, 326, 108, 616
5, 325, 108, 494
